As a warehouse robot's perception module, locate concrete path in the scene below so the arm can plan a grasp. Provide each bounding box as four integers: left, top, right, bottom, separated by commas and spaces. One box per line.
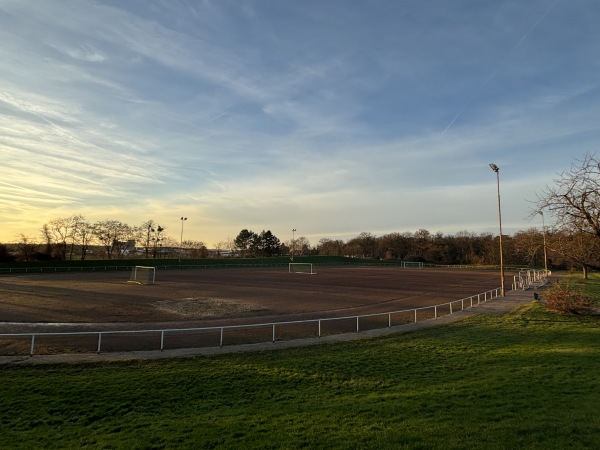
0, 288, 539, 366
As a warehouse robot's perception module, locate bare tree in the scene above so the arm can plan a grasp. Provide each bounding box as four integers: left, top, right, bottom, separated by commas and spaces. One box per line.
93, 220, 132, 259
139, 220, 156, 259
377, 232, 412, 261
512, 228, 545, 267
223, 237, 236, 255
72, 215, 93, 260
346, 232, 377, 258
343, 240, 361, 258
151, 225, 165, 258
411, 229, 431, 260
454, 231, 477, 265
158, 235, 177, 258
46, 216, 79, 260
286, 236, 311, 257
534, 153, 600, 239
40, 223, 53, 256
213, 240, 225, 258
295, 236, 311, 256
549, 225, 600, 278
16, 234, 39, 262
533, 153, 600, 276
182, 240, 208, 258
317, 238, 344, 256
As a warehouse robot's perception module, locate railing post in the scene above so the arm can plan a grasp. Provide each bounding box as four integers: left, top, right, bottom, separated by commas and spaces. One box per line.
0, 286, 503, 355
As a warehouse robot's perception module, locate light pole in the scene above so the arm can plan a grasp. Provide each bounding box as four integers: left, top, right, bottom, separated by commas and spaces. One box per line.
291, 228, 296, 262
489, 163, 505, 296
540, 211, 548, 274
180, 217, 187, 264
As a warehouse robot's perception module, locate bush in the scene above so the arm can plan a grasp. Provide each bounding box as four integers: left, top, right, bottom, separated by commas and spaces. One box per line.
32, 252, 56, 261
543, 282, 591, 314
0, 244, 15, 263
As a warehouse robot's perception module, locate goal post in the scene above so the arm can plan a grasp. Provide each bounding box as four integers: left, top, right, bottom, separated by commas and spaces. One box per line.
129, 266, 156, 285
289, 263, 317, 275
401, 261, 424, 269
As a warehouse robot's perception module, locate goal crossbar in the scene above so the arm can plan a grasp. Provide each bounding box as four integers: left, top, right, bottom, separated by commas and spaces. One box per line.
289, 263, 317, 275
401, 261, 423, 269
129, 266, 156, 285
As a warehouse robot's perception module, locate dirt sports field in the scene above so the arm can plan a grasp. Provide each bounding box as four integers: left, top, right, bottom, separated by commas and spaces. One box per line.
0, 266, 506, 335
0, 266, 511, 355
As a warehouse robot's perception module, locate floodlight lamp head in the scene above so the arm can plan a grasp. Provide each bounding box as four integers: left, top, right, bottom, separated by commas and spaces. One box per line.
181, 217, 187, 221
489, 163, 499, 173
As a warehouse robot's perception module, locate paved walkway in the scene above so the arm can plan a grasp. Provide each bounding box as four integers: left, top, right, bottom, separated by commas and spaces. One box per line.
0, 288, 539, 366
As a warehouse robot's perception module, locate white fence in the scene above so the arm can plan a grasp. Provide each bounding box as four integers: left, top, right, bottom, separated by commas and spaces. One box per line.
512, 269, 551, 290
0, 288, 502, 357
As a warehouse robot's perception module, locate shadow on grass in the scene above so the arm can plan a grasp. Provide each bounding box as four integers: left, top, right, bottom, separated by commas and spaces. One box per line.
1, 303, 599, 449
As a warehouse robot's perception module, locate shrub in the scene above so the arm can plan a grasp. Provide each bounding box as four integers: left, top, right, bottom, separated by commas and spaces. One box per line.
0, 244, 15, 263
543, 282, 591, 314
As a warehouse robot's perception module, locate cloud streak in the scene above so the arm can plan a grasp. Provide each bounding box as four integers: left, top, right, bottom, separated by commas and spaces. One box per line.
1, 0, 599, 244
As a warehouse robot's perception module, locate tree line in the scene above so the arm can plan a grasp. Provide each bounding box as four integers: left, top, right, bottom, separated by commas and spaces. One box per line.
0, 214, 587, 272
0, 217, 587, 272
3, 154, 600, 276
0, 218, 549, 269
2, 217, 208, 262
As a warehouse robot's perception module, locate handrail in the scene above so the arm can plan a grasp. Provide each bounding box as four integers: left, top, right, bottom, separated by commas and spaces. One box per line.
0, 288, 501, 356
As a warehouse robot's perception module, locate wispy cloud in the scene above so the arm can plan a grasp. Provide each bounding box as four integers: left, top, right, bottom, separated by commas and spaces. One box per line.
1, 0, 600, 244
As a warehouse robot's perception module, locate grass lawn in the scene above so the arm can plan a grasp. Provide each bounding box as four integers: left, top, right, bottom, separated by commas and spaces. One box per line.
1, 274, 599, 449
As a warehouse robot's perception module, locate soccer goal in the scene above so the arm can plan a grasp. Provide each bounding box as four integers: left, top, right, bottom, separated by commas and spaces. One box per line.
129, 266, 156, 285
289, 263, 317, 275
401, 261, 424, 269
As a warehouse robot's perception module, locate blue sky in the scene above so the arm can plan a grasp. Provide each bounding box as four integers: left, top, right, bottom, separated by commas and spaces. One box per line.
1, 0, 598, 247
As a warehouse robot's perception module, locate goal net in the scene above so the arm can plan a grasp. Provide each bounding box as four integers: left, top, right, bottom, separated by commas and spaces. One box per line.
289, 263, 317, 275
401, 261, 424, 269
129, 266, 156, 285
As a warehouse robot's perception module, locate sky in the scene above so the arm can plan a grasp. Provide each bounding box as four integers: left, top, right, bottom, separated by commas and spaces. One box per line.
1, 0, 599, 247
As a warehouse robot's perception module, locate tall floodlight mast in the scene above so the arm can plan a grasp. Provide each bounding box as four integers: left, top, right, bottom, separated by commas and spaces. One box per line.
179, 217, 187, 265
291, 228, 296, 262
489, 163, 505, 297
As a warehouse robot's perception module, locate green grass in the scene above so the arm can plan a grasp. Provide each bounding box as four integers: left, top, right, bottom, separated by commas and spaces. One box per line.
561, 272, 600, 306
1, 274, 600, 449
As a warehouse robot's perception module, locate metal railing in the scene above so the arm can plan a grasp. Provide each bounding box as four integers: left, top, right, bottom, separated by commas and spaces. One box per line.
513, 269, 551, 290
0, 288, 501, 356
